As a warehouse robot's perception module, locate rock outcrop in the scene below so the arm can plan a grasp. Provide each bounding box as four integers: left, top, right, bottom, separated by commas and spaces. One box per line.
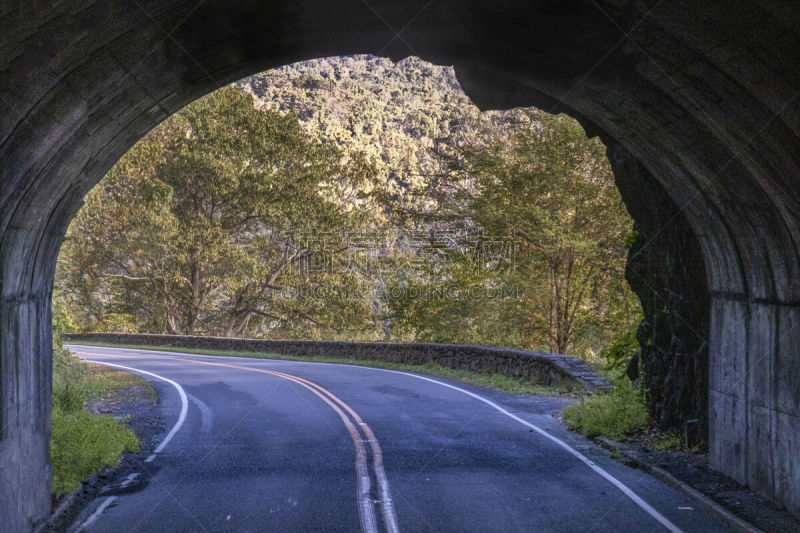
609, 144, 710, 442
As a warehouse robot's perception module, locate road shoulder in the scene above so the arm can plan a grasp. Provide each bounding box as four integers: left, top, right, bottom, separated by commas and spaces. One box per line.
594, 437, 800, 533
38, 377, 167, 533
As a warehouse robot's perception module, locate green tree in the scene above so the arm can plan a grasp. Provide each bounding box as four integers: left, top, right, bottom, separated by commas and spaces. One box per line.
60, 85, 377, 338
387, 110, 639, 355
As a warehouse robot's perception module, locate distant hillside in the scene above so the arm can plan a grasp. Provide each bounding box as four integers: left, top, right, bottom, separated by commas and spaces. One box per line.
238, 55, 518, 208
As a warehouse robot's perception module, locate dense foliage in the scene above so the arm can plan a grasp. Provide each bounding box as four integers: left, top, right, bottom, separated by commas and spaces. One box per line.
239, 55, 506, 216
59, 86, 377, 338
384, 110, 640, 355
56, 55, 640, 360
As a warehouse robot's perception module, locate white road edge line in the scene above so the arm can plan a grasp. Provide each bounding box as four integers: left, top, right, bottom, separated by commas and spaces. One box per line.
75, 346, 680, 532
80, 496, 117, 530
84, 360, 189, 456
374, 369, 683, 533
77, 351, 381, 533
119, 473, 140, 488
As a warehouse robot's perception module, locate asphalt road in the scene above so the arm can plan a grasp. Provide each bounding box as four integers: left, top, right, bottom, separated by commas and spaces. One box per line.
65, 345, 733, 533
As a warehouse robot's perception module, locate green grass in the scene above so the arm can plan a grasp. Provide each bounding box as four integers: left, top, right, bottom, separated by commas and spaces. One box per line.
50, 408, 140, 494
70, 341, 578, 397
561, 380, 649, 441
51, 340, 142, 495
80, 362, 150, 400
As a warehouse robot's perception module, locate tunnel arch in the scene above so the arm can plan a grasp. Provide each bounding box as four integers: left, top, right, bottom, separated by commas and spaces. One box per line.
2, 1, 799, 529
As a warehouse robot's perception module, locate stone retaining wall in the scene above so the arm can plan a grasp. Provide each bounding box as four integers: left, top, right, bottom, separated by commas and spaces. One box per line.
65, 333, 611, 393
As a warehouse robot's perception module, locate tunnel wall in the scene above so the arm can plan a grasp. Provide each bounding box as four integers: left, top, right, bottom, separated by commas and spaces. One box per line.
64, 333, 612, 393
2, 1, 800, 529
608, 144, 711, 439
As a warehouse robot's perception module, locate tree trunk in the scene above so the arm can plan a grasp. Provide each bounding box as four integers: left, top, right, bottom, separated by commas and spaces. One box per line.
549, 263, 558, 353
186, 261, 202, 335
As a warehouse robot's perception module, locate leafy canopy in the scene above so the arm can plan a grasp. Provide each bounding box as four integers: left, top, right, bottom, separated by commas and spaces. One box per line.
384, 109, 639, 356
59, 85, 376, 338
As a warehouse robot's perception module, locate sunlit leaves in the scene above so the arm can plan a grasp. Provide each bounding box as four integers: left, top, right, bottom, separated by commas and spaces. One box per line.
385, 109, 640, 356
59, 85, 376, 338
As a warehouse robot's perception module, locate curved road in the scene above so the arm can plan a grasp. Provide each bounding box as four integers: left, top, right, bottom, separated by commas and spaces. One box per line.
66, 345, 732, 533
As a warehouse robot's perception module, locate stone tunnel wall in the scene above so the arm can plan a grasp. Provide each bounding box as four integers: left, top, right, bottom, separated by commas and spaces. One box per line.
64, 333, 612, 393
608, 144, 711, 441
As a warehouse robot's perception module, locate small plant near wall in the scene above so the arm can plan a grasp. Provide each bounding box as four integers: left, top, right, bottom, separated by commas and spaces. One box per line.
561, 379, 649, 441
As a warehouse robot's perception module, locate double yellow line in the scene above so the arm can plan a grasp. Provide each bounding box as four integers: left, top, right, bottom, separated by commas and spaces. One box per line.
74, 351, 399, 533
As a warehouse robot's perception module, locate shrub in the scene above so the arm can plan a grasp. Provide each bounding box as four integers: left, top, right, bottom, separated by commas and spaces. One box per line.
50, 313, 142, 495
562, 380, 649, 441
50, 408, 139, 494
